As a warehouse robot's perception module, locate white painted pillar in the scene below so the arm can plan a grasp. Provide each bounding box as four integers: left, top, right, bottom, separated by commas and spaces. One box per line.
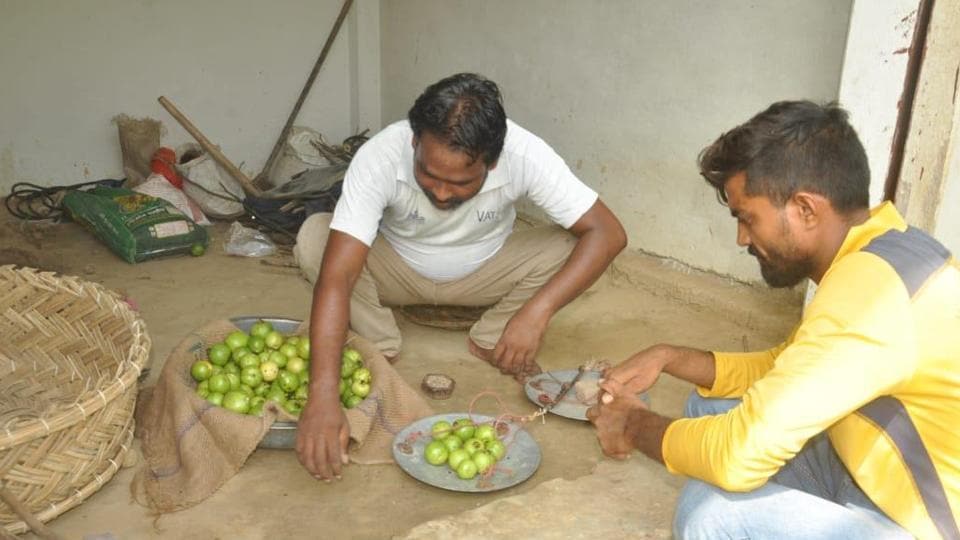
806, 0, 920, 306
349, 0, 382, 135
837, 0, 919, 205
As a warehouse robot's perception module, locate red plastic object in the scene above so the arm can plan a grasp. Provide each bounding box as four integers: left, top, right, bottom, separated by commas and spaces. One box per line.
150, 147, 184, 188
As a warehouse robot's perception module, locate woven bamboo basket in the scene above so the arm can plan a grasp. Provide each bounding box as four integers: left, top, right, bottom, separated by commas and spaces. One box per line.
0, 265, 150, 535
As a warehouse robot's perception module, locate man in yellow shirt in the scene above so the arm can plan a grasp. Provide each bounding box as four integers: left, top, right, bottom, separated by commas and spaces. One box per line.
588, 101, 959, 539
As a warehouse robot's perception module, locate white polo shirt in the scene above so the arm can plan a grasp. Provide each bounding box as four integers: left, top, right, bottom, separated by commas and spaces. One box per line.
329, 120, 597, 282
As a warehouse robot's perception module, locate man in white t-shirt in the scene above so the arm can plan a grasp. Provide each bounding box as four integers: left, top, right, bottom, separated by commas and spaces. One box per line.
294, 73, 626, 481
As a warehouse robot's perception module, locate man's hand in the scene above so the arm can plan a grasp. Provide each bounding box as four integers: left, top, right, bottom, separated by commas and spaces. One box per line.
490, 200, 625, 380
494, 306, 549, 377
588, 377, 671, 463
295, 396, 351, 481
586, 378, 649, 459
600, 344, 717, 402
599, 345, 672, 401
299, 229, 368, 481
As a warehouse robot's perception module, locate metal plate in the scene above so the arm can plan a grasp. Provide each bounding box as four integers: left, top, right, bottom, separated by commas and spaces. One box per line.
229, 316, 303, 449
392, 413, 541, 493
524, 370, 650, 421
230, 315, 302, 335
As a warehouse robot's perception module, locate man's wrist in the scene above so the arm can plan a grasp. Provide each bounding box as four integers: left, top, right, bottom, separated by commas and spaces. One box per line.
627, 407, 671, 464
521, 296, 557, 323
652, 344, 676, 376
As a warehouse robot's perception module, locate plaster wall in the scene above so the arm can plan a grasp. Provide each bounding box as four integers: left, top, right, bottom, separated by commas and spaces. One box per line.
379, 0, 852, 281
0, 0, 381, 191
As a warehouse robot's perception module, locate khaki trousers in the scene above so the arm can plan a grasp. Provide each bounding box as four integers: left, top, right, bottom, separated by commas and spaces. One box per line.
294, 213, 575, 358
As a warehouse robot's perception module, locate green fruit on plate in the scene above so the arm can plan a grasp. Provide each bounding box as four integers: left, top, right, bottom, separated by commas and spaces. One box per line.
222, 391, 251, 414
448, 448, 470, 471
277, 370, 300, 393
424, 440, 449, 465
247, 336, 266, 354
286, 356, 306, 375
269, 350, 288, 369
351, 367, 372, 385
259, 361, 279, 382
239, 354, 260, 370
351, 379, 371, 399
342, 347, 362, 364
462, 437, 485, 455
249, 320, 273, 339
208, 343, 231, 366
486, 439, 507, 461
224, 331, 249, 351
472, 450, 495, 474
296, 339, 310, 360
282, 400, 302, 415
232, 346, 252, 363
240, 366, 263, 387
441, 434, 463, 453
190, 360, 213, 382
453, 418, 476, 441
264, 331, 284, 350
431, 420, 452, 440
208, 374, 230, 394
455, 458, 478, 480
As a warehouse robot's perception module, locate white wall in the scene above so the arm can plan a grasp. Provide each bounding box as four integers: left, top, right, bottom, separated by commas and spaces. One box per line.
935, 98, 960, 256
0, 0, 380, 191
895, 0, 960, 254
379, 0, 852, 282
837, 0, 918, 206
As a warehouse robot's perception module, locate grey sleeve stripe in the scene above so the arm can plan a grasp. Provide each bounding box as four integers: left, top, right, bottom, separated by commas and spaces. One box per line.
861, 227, 951, 297
858, 396, 960, 540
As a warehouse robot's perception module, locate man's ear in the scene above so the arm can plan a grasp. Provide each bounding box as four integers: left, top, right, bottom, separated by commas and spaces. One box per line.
486, 158, 499, 172
790, 191, 826, 228
411, 135, 419, 149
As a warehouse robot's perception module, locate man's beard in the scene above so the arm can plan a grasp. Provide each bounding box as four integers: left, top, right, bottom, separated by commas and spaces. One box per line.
422, 188, 465, 211
747, 246, 813, 289
749, 242, 812, 288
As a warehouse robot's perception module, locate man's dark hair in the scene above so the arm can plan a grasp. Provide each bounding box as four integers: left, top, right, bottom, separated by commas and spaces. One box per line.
408, 73, 507, 166
698, 100, 870, 213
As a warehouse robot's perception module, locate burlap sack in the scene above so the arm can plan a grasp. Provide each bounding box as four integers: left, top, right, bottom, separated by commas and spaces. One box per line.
132, 319, 433, 514
113, 115, 161, 187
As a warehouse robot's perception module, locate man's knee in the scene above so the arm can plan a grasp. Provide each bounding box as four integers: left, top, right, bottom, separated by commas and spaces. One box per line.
520, 227, 576, 275
673, 480, 736, 539
294, 212, 334, 284
684, 391, 741, 418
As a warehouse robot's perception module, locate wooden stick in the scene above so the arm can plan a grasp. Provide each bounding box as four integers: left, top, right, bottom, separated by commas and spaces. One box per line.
157, 96, 262, 198
0, 484, 66, 540
256, 0, 354, 184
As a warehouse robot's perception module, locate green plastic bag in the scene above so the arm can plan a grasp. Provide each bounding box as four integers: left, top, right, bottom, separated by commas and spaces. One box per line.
63, 186, 208, 263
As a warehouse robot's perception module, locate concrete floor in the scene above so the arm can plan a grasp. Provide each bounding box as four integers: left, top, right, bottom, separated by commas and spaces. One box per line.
1, 215, 801, 539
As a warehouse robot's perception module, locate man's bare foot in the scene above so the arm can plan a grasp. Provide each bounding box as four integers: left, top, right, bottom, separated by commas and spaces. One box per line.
467, 338, 542, 384
467, 338, 497, 365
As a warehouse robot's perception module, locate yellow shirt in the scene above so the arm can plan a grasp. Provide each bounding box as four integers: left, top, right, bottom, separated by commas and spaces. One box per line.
662, 203, 960, 540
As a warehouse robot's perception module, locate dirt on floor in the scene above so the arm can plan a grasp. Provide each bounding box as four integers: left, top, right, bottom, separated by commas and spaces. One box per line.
0, 213, 801, 539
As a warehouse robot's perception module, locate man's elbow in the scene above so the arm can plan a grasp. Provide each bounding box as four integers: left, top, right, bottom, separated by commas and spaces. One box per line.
711, 470, 770, 493
602, 217, 627, 259
709, 447, 779, 493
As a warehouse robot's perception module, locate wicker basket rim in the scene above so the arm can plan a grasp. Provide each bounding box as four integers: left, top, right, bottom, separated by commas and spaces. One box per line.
0, 265, 151, 451
0, 425, 134, 535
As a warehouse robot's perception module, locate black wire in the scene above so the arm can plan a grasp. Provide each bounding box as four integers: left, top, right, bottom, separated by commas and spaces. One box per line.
241, 199, 298, 243
5, 179, 124, 221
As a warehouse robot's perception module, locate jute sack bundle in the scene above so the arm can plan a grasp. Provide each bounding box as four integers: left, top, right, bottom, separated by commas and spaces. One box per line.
132, 319, 433, 514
